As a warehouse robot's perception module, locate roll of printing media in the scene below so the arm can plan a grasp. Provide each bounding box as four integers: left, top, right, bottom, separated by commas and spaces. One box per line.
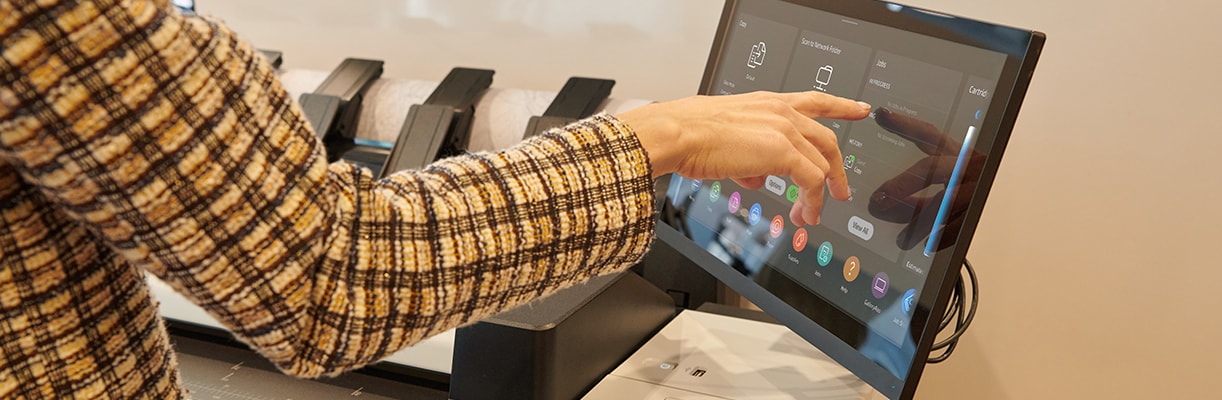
278, 69, 652, 154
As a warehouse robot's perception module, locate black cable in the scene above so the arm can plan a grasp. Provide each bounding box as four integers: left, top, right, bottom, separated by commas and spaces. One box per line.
927, 258, 978, 363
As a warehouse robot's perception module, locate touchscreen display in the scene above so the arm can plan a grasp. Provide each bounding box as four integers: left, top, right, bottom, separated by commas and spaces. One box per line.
658, 0, 1042, 398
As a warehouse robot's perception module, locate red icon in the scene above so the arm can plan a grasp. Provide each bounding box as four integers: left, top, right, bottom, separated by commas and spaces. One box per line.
770, 215, 784, 238
793, 227, 808, 252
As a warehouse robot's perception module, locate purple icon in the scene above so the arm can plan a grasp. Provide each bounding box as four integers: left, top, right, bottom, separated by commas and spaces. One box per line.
728, 192, 742, 213
871, 272, 889, 299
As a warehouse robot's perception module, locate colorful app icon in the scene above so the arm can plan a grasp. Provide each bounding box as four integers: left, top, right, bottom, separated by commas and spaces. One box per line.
793, 228, 808, 252
843, 256, 860, 282
769, 215, 784, 238
817, 241, 833, 266
902, 289, 917, 314
710, 181, 722, 202
749, 203, 762, 225
728, 192, 741, 213
871, 272, 890, 299
785, 185, 800, 203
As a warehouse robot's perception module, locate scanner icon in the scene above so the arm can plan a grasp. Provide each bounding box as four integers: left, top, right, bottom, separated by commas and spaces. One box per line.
814, 65, 834, 91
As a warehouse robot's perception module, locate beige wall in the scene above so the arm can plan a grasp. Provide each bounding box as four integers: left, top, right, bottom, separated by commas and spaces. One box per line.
205, 0, 1222, 398
900, 1, 1222, 398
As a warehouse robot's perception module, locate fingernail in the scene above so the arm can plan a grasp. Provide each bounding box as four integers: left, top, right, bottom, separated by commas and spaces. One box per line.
857, 101, 871, 112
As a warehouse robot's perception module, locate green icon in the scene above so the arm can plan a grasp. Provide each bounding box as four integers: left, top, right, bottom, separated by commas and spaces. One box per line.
710, 181, 722, 202
844, 154, 856, 169
817, 241, 834, 266
785, 185, 800, 203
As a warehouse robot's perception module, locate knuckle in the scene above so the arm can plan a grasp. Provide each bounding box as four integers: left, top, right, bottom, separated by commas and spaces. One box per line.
779, 152, 804, 175
746, 91, 772, 101
823, 125, 839, 144
784, 120, 804, 139
808, 166, 827, 181
763, 98, 789, 113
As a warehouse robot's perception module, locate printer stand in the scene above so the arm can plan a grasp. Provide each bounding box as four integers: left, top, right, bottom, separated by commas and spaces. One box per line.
172, 329, 447, 399
584, 307, 886, 400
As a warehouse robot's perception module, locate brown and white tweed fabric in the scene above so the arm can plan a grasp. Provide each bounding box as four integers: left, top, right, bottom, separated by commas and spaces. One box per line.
0, 0, 657, 397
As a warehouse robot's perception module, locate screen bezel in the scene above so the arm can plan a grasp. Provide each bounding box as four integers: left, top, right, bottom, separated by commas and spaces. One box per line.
658, 0, 1044, 398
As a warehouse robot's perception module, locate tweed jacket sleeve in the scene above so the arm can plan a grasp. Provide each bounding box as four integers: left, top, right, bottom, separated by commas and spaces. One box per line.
0, 0, 656, 381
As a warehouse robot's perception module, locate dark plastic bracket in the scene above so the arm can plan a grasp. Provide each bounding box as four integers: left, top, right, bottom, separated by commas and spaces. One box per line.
257, 49, 283, 70
523, 77, 615, 137
298, 58, 384, 162
381, 67, 494, 178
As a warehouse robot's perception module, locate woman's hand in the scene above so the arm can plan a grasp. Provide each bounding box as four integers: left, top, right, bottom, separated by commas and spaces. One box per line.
618, 91, 871, 226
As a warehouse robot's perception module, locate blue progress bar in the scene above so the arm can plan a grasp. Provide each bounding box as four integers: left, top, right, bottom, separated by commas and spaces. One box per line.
925, 126, 978, 257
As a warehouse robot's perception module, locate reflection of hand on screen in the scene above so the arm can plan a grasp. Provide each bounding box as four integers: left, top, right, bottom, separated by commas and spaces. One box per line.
867, 108, 983, 251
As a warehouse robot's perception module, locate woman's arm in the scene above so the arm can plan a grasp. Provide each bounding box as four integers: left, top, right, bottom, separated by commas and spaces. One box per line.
1, 0, 653, 377
0, 0, 868, 378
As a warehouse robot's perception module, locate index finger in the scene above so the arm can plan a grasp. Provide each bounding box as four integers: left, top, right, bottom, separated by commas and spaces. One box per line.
781, 91, 872, 121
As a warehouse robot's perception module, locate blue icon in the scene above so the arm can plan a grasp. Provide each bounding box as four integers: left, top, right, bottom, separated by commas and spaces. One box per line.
974, 109, 982, 120
902, 289, 917, 314
817, 241, 833, 266
691, 179, 703, 192
749, 203, 763, 225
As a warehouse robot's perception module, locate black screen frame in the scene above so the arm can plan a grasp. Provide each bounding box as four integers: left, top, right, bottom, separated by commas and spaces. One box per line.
657, 0, 1044, 398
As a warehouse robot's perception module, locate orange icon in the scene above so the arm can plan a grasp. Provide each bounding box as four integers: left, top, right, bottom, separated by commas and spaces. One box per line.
843, 256, 861, 282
